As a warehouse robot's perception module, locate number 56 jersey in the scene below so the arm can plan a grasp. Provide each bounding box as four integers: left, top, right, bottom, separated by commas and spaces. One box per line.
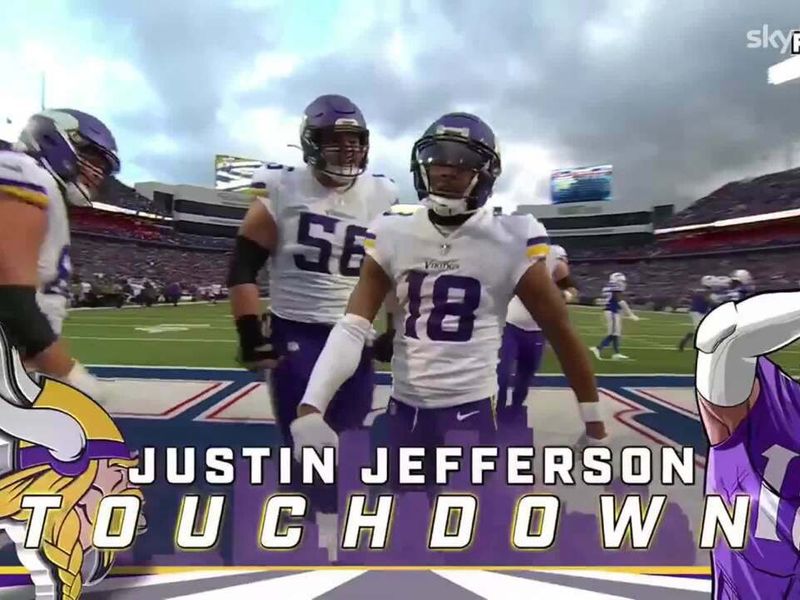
250, 164, 398, 324
365, 207, 550, 409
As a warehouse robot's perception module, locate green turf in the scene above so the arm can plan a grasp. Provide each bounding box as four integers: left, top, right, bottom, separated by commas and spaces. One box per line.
62, 301, 800, 375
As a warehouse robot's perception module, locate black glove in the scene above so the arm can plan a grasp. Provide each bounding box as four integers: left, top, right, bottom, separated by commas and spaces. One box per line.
235, 313, 280, 369
372, 330, 394, 363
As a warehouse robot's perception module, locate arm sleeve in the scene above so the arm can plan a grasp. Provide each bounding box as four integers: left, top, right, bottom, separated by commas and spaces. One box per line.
511, 216, 550, 287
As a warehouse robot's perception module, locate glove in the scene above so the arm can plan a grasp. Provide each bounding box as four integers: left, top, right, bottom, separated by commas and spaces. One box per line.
630, 315, 640, 321
372, 330, 394, 363
235, 313, 280, 371
290, 412, 339, 463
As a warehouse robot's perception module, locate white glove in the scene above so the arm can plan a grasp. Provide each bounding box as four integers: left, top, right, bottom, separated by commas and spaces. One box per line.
290, 412, 339, 463
630, 315, 640, 321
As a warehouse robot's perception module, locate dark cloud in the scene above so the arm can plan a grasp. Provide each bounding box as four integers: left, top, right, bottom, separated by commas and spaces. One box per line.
75, 1, 800, 208
237, 0, 800, 207
72, 0, 277, 183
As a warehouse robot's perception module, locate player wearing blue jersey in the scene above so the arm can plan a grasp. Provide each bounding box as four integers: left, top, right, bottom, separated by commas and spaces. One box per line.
590, 272, 639, 360
678, 275, 717, 352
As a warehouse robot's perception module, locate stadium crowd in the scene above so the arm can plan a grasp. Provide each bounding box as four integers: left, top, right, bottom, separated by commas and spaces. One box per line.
58, 159, 800, 310
665, 166, 800, 227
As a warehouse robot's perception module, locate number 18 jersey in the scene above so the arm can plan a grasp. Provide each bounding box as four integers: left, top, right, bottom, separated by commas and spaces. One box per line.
250, 164, 398, 324
365, 208, 550, 408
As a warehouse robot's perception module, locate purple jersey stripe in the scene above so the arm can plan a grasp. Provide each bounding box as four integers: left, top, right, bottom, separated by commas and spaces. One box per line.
0, 176, 46, 195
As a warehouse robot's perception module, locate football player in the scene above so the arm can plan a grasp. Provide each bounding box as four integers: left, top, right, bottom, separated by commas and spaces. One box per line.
678, 275, 716, 352
727, 269, 754, 302
498, 244, 578, 424
0, 109, 120, 401
590, 272, 639, 360
291, 112, 605, 481
226, 94, 398, 560
695, 290, 800, 598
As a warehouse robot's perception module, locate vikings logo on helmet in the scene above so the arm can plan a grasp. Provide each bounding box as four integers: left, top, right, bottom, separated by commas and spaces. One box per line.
410, 112, 502, 217
299, 94, 369, 183
15, 108, 120, 207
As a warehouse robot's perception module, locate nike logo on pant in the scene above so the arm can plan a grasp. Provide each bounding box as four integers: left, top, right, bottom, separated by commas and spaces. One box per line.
456, 410, 480, 421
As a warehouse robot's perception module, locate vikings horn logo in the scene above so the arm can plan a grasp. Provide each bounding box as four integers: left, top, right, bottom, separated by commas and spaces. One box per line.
0, 327, 145, 600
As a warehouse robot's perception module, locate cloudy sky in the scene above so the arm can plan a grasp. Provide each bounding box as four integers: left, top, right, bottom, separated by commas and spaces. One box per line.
1, 0, 798, 213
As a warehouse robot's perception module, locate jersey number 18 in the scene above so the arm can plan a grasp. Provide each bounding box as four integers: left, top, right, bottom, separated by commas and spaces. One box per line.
404, 271, 481, 342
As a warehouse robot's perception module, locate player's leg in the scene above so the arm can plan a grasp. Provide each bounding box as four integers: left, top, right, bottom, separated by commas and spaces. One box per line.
611, 314, 628, 359
679, 312, 703, 352
383, 398, 428, 493
496, 325, 519, 415
592, 311, 615, 359
511, 329, 545, 408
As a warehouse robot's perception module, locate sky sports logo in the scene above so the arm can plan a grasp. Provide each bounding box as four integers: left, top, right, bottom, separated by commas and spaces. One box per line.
746, 26, 800, 54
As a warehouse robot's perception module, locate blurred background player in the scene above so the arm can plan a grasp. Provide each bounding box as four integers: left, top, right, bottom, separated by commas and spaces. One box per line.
292, 112, 605, 490
727, 269, 754, 302
678, 274, 717, 352
0, 109, 120, 402
498, 244, 578, 424
591, 272, 639, 360
226, 94, 398, 560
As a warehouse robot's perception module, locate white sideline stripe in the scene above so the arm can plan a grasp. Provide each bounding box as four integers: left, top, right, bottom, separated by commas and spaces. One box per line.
535, 569, 712, 592
432, 570, 628, 599
166, 569, 366, 599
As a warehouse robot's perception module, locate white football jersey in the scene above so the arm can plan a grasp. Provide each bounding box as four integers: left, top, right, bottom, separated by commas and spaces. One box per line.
506, 245, 567, 331
251, 164, 398, 324
0, 150, 71, 334
365, 207, 550, 408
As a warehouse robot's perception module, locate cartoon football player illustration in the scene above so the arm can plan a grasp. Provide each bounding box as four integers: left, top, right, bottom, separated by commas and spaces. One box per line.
695, 292, 800, 598
0, 326, 145, 600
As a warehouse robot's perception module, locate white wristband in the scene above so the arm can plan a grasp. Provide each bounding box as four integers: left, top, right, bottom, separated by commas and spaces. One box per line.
579, 402, 602, 423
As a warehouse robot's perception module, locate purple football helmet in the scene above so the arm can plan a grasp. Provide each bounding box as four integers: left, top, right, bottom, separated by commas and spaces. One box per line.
300, 94, 369, 182
411, 112, 501, 216
16, 109, 120, 207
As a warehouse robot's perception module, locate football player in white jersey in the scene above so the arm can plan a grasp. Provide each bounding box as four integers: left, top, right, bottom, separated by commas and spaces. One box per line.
590, 272, 638, 360
498, 244, 578, 424
226, 94, 398, 559
292, 112, 606, 476
0, 109, 120, 401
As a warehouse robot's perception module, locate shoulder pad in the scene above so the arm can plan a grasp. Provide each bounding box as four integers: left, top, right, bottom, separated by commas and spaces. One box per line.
0, 151, 52, 208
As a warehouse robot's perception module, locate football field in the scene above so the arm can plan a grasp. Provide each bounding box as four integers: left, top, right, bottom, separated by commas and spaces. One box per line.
63, 300, 799, 375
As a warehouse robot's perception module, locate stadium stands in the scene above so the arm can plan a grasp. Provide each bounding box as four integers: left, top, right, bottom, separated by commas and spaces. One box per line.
665, 167, 800, 227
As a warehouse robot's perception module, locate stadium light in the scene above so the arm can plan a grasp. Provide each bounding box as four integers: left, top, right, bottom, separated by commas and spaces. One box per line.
768, 55, 800, 85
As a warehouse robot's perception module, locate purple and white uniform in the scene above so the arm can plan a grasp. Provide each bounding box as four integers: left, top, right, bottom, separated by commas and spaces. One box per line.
706, 357, 800, 598
250, 163, 397, 441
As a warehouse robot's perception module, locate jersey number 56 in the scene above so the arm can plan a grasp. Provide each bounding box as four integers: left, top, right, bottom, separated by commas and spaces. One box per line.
293, 212, 367, 276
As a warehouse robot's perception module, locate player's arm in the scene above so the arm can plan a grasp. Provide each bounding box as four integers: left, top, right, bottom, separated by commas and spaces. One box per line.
0, 190, 79, 377
516, 260, 606, 439
553, 261, 578, 302
373, 291, 398, 363
298, 256, 392, 418
227, 199, 277, 370
617, 292, 638, 320
695, 292, 800, 445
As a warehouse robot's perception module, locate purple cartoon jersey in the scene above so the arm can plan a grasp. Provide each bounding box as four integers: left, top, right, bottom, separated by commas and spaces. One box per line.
706, 357, 800, 598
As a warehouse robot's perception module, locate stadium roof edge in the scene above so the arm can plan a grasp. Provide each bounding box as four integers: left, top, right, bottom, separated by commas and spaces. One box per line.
655, 206, 800, 235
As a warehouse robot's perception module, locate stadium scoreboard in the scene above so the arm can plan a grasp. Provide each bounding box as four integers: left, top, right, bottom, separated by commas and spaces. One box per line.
550, 164, 613, 204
